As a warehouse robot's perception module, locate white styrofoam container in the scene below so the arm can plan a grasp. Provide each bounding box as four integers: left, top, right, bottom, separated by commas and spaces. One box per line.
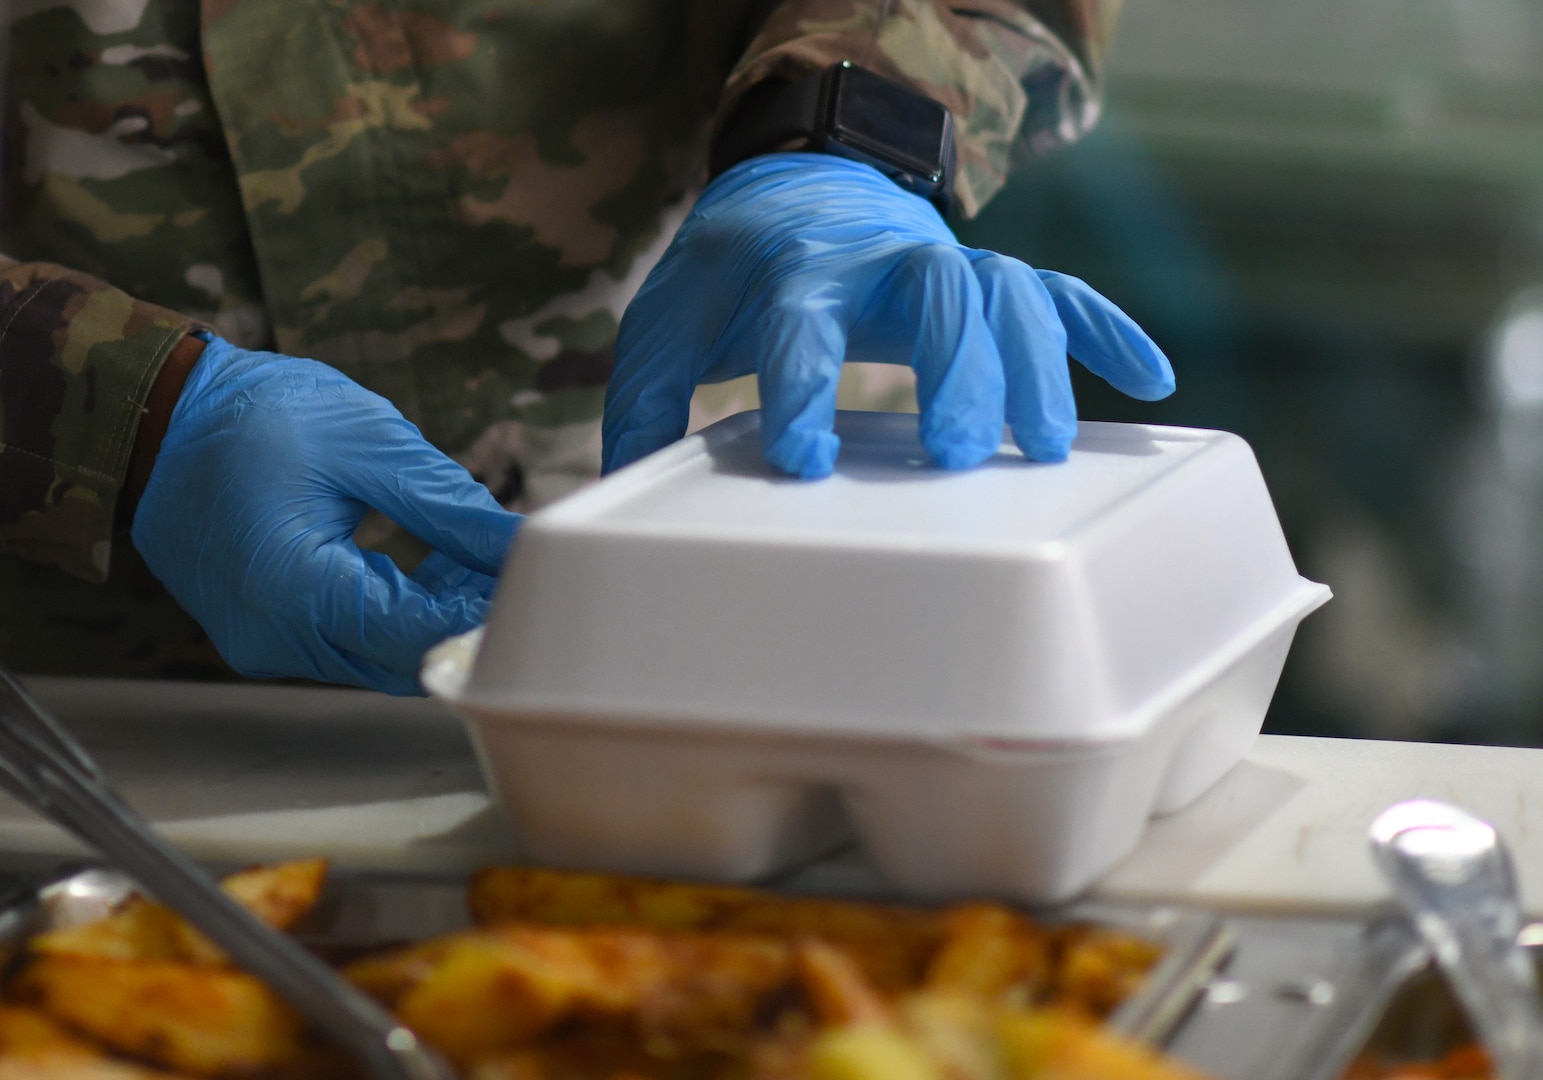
424, 411, 1330, 901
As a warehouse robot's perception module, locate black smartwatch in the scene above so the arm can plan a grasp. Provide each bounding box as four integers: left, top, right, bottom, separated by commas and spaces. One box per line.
709, 61, 957, 215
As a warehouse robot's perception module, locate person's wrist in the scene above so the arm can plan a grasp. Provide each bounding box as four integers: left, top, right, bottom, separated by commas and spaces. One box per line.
709, 77, 796, 179
124, 331, 206, 518
709, 63, 955, 214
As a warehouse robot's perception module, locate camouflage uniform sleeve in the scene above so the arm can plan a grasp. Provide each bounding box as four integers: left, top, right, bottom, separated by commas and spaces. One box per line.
719, 0, 1118, 217
0, 255, 200, 582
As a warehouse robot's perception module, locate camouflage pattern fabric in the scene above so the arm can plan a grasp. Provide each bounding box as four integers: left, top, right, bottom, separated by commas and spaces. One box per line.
0, 259, 199, 581
0, 0, 1115, 680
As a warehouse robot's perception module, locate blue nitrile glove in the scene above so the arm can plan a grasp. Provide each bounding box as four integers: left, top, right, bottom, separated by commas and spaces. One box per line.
131, 337, 521, 695
604, 153, 1176, 478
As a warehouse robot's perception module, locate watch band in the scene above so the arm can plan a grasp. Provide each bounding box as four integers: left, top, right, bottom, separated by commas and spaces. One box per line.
710, 61, 957, 215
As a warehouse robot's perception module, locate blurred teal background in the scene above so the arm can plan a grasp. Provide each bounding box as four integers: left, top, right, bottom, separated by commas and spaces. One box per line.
952, 0, 1543, 745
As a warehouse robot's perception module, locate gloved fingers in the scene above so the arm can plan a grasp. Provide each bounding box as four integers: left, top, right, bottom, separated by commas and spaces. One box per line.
343, 422, 522, 578
602, 372, 697, 478
298, 546, 493, 695
866, 243, 1005, 470
746, 283, 852, 478
287, 638, 424, 697
602, 268, 719, 475
218, 586, 424, 698
222, 545, 489, 695
970, 253, 1077, 462
1036, 271, 1176, 402
341, 662, 428, 698
411, 550, 501, 602
228, 643, 417, 696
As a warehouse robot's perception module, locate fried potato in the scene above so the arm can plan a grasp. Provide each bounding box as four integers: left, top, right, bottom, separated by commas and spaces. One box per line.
341, 935, 459, 1007
352, 924, 796, 1069
895, 994, 1003, 1080
804, 1029, 941, 1080
214, 860, 329, 933
29, 903, 195, 966
30, 860, 328, 968
469, 868, 939, 991
794, 997, 1210, 1080
467, 1030, 733, 1080
995, 1007, 1209, 1080
0, 1058, 193, 1080
0, 1004, 105, 1057
923, 906, 1050, 1004
469, 867, 775, 930
0, 1005, 194, 1080
9, 954, 310, 1076
1048, 928, 1165, 1019
469, 869, 1154, 1019
794, 941, 891, 1029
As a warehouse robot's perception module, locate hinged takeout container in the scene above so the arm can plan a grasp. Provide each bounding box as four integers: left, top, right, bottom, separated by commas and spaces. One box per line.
425, 412, 1329, 901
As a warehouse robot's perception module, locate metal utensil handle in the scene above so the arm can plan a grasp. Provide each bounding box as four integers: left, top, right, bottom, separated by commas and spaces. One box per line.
0, 668, 455, 1080
0, 674, 109, 790
1371, 800, 1543, 1080
1389, 849, 1543, 1080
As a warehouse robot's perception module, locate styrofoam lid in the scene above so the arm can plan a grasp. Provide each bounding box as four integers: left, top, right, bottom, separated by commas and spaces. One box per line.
541, 413, 1214, 553
458, 412, 1329, 743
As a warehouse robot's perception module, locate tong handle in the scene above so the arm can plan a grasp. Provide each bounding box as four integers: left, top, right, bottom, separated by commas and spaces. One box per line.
1371, 799, 1543, 1080
0, 668, 455, 1080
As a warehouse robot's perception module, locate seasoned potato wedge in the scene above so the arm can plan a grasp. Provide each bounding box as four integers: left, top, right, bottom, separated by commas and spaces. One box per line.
30, 860, 328, 967
994, 1006, 1209, 1080
466, 1031, 738, 1080
923, 905, 1050, 1003
0, 1005, 194, 1080
468, 868, 1139, 1014
0, 1004, 107, 1057
794, 941, 892, 1029
803, 1027, 941, 1080
799, 997, 1211, 1080
9, 954, 311, 1076
469, 868, 941, 991
469, 867, 781, 930
30, 903, 198, 966
0, 1058, 193, 1080
213, 860, 330, 933
341, 935, 459, 1008
1049, 927, 1166, 1019
353, 924, 796, 1068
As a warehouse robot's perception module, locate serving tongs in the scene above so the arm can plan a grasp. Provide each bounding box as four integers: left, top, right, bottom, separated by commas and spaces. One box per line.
1371, 798, 1543, 1080
0, 665, 457, 1080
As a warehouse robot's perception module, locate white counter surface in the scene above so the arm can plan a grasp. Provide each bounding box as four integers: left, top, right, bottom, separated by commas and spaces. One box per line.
8, 676, 1543, 915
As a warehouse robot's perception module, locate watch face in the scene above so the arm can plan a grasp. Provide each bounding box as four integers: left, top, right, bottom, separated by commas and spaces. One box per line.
826, 64, 949, 181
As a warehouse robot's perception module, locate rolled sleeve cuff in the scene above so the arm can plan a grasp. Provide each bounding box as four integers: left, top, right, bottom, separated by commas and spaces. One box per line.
0, 259, 204, 581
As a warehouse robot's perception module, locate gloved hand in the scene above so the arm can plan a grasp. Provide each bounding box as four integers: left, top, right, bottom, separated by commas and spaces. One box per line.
605, 153, 1175, 478
131, 336, 521, 695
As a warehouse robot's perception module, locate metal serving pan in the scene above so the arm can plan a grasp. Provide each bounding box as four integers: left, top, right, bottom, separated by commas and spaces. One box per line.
1160, 910, 1431, 1080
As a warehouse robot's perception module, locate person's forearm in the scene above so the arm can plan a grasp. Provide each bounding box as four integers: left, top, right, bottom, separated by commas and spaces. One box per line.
717, 0, 1118, 217
0, 257, 205, 581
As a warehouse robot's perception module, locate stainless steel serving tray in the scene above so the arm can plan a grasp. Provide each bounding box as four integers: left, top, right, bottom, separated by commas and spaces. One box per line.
1162, 910, 1431, 1080
20, 865, 1504, 1080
